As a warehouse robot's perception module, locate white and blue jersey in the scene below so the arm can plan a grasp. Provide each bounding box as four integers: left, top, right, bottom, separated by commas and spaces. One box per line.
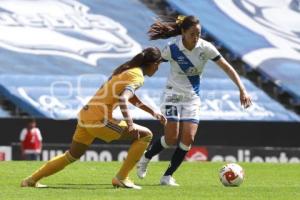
160, 38, 221, 123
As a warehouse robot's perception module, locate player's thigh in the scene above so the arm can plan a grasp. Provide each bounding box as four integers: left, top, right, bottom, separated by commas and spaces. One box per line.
164, 121, 180, 145
180, 121, 199, 146
72, 123, 95, 145
119, 122, 152, 141
84, 120, 125, 143
179, 99, 200, 145
160, 100, 180, 145
180, 99, 200, 123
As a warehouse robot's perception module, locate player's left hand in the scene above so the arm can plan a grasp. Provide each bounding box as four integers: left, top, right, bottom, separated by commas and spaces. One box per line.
153, 112, 167, 126
240, 90, 252, 108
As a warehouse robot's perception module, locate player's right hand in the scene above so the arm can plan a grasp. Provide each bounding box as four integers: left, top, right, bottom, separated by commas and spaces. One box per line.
153, 112, 167, 126
240, 90, 252, 108
127, 124, 140, 140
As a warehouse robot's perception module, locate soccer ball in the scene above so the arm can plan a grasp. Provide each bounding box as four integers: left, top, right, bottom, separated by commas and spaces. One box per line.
219, 163, 244, 187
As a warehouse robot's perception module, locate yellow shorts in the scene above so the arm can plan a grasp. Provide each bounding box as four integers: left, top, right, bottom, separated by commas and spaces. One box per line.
73, 120, 133, 145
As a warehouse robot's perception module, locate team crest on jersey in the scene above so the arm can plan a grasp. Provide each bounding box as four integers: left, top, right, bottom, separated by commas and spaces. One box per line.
176, 56, 189, 65
0, 0, 141, 66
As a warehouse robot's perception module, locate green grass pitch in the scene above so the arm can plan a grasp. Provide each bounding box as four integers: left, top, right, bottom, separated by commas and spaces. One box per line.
1, 161, 300, 200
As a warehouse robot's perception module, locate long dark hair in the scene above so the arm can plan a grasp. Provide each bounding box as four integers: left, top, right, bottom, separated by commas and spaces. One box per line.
112, 47, 161, 75
148, 15, 200, 40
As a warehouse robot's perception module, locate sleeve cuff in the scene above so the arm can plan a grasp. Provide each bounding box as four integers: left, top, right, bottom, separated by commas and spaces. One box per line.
211, 55, 221, 61
124, 86, 135, 94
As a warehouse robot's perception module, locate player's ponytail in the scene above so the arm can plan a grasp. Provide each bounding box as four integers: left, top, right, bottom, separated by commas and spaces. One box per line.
148, 15, 200, 40
112, 47, 161, 75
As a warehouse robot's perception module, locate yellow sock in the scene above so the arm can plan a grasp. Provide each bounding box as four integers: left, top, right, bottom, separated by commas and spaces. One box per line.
31, 151, 77, 182
116, 135, 152, 180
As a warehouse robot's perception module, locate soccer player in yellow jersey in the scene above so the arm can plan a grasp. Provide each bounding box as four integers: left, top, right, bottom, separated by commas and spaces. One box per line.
21, 47, 166, 189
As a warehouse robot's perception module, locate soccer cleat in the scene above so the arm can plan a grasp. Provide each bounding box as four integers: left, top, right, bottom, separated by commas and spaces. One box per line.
160, 175, 179, 186
136, 154, 150, 179
20, 177, 47, 188
112, 177, 142, 189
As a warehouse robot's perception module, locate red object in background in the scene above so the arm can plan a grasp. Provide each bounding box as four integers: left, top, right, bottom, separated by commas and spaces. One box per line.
0, 152, 5, 161
20, 128, 42, 154
185, 147, 208, 161
22, 129, 41, 151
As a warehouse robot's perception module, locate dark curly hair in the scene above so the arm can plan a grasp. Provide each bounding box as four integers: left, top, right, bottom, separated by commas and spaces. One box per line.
113, 47, 161, 75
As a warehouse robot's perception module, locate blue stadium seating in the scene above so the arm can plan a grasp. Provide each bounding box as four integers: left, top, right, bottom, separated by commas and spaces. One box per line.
0, 0, 298, 121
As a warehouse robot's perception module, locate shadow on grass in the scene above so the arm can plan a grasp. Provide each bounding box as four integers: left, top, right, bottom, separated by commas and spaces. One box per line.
45, 183, 165, 190
46, 183, 112, 190
139, 184, 165, 187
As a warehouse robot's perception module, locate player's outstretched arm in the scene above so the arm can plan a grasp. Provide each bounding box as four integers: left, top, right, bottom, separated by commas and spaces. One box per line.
215, 57, 252, 108
129, 94, 167, 125
119, 89, 140, 139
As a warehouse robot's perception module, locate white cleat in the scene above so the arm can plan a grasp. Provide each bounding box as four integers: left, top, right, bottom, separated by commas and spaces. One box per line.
136, 154, 150, 179
160, 175, 179, 186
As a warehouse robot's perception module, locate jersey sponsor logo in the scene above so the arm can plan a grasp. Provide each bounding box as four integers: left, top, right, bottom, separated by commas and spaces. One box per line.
176, 56, 190, 65
0, 0, 141, 66
185, 67, 200, 76
211, 149, 300, 163
165, 94, 184, 103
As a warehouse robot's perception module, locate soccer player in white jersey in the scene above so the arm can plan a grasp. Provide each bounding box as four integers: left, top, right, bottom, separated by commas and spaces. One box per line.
137, 15, 252, 186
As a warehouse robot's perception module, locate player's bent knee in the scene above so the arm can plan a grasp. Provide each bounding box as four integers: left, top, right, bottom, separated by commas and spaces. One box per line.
139, 127, 153, 138
165, 137, 178, 146
143, 127, 152, 136
140, 134, 153, 143
145, 130, 153, 138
